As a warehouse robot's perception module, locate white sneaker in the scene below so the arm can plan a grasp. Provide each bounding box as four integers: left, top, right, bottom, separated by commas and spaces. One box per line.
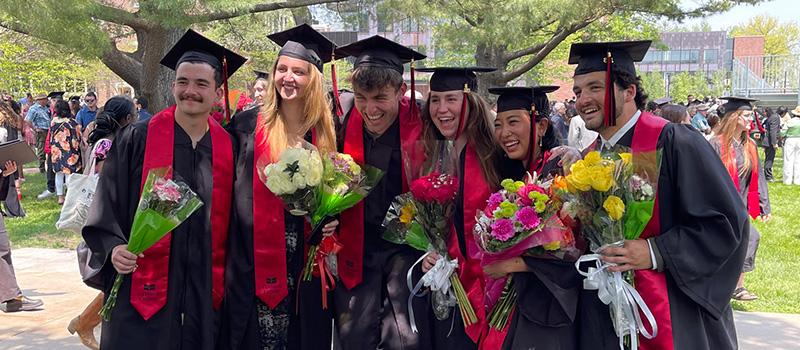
37, 190, 55, 199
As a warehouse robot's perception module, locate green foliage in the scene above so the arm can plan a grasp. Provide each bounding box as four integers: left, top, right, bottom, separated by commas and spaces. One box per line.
669, 70, 709, 101
7, 172, 80, 249
731, 14, 800, 55
640, 67, 666, 100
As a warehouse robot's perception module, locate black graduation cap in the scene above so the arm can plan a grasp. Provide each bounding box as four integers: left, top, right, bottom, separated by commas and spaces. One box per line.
47, 91, 65, 99
416, 67, 496, 92
718, 96, 758, 117
267, 24, 338, 72
569, 40, 651, 127
253, 70, 270, 80
338, 35, 426, 73
489, 86, 559, 169
160, 29, 248, 123
653, 97, 672, 107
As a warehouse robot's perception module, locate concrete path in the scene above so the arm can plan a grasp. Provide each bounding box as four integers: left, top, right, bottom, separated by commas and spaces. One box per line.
2, 248, 800, 349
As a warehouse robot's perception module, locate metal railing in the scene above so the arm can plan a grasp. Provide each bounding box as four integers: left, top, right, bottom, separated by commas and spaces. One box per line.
731, 54, 800, 95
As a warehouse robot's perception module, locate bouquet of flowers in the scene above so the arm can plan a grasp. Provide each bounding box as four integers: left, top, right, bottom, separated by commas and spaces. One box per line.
564, 148, 661, 348
259, 141, 324, 217
382, 141, 476, 331
99, 167, 204, 321
473, 175, 578, 330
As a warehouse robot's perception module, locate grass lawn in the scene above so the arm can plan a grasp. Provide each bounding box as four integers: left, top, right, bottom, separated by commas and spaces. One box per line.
6, 170, 81, 249
732, 148, 800, 314
5, 148, 800, 313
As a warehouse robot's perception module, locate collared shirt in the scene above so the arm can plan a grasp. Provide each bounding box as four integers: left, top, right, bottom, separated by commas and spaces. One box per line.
76, 105, 97, 129
25, 103, 51, 130
691, 113, 709, 132
567, 115, 599, 151
139, 109, 153, 122
598, 110, 641, 151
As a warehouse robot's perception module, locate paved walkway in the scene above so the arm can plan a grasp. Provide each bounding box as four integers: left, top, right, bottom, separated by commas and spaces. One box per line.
2, 248, 800, 349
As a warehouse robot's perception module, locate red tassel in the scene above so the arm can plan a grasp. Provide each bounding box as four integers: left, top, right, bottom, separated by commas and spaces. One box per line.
604, 51, 616, 127
331, 53, 343, 117
528, 105, 536, 169
222, 55, 231, 124
410, 58, 417, 119
456, 85, 468, 140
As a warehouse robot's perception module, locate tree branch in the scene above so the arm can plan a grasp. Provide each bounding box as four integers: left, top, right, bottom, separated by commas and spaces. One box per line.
0, 21, 31, 36
502, 20, 594, 82
505, 42, 547, 62
89, 3, 150, 30
100, 41, 142, 91
197, 0, 348, 23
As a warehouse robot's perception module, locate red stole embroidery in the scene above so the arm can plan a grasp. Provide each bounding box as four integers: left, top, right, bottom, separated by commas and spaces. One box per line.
452, 142, 489, 343
339, 96, 421, 290
631, 112, 673, 350
253, 117, 319, 308
132, 106, 233, 320
721, 140, 760, 220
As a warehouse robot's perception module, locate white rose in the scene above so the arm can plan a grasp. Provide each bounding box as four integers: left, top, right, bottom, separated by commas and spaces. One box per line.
265, 174, 285, 195
276, 173, 295, 194
306, 163, 323, 186
292, 173, 307, 189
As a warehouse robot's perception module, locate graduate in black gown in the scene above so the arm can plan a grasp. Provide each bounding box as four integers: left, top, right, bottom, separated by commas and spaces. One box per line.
567, 41, 748, 350
81, 31, 244, 350
220, 24, 339, 350
482, 85, 583, 350
415, 67, 504, 348
709, 97, 770, 302
332, 36, 432, 350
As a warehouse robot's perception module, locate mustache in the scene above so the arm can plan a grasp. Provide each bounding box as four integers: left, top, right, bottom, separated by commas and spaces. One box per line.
179, 93, 203, 102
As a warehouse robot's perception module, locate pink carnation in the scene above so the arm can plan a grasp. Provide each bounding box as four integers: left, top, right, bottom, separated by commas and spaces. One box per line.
490, 218, 515, 241
487, 192, 504, 211
516, 206, 541, 230
516, 184, 546, 206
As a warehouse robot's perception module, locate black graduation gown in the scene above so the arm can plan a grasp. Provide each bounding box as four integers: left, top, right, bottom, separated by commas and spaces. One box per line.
493, 156, 581, 350
220, 107, 332, 350
82, 117, 229, 350
332, 113, 431, 350
579, 122, 748, 350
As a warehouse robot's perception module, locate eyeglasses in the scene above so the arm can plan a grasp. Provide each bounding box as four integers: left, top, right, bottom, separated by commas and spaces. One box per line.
85, 99, 96, 103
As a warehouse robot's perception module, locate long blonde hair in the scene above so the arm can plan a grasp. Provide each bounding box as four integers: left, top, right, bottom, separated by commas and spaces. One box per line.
259, 59, 336, 160
718, 109, 756, 177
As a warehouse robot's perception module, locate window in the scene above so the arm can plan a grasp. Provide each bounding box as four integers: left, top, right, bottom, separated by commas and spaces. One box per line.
663, 50, 699, 64
402, 19, 420, 32
377, 16, 393, 32
704, 49, 718, 63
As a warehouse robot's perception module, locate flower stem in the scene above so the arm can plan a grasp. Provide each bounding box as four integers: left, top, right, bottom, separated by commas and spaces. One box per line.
302, 245, 320, 281
450, 274, 477, 326
99, 273, 124, 322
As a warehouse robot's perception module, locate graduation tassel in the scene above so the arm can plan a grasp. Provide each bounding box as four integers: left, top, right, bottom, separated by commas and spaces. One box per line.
456, 83, 469, 139
331, 52, 343, 117
604, 51, 616, 127
410, 58, 417, 118
222, 54, 231, 124
528, 104, 536, 171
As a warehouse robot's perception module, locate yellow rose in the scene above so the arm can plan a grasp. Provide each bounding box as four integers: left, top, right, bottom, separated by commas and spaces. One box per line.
543, 241, 562, 251
567, 162, 592, 192
603, 195, 625, 220
590, 165, 614, 192
400, 203, 416, 226
619, 153, 632, 167
584, 151, 602, 166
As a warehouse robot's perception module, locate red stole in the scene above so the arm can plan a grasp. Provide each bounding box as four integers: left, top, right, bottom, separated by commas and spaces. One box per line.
253, 116, 319, 308
132, 106, 233, 320
528, 150, 551, 176
631, 112, 673, 349
453, 142, 489, 343
339, 96, 421, 290
721, 140, 760, 220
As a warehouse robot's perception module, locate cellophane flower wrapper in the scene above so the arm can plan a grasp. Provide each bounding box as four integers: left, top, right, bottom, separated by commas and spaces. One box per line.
303, 152, 384, 282
564, 146, 662, 344
100, 167, 204, 321
256, 140, 323, 219
473, 174, 578, 330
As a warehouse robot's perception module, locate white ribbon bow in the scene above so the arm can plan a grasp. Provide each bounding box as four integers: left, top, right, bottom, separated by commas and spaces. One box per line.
406, 253, 459, 333
576, 254, 658, 350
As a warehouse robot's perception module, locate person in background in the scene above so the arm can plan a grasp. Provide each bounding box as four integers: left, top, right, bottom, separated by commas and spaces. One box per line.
134, 95, 153, 122
0, 102, 26, 217
691, 104, 711, 135
782, 106, 800, 185
76, 92, 98, 132
761, 106, 781, 182
69, 96, 82, 117
706, 112, 721, 141
567, 106, 598, 152
24, 92, 51, 174
710, 97, 770, 302
659, 104, 690, 124
48, 100, 83, 204
550, 102, 568, 143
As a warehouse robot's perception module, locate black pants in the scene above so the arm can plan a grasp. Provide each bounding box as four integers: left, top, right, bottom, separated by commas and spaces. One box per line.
46, 153, 55, 193
764, 146, 776, 180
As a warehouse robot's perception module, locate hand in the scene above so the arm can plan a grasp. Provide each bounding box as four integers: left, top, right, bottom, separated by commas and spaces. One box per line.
548, 146, 582, 170
760, 214, 772, 223
774, 145, 779, 150
2, 161, 17, 177
322, 219, 339, 237
483, 257, 530, 279
111, 244, 144, 274
601, 239, 653, 272
421, 252, 441, 273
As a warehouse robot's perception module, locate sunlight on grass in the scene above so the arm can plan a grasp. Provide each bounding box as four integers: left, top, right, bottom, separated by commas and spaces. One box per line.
6, 171, 80, 249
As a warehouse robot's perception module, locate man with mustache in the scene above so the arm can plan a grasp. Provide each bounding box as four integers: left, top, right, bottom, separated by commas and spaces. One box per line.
82, 30, 244, 350
570, 41, 748, 350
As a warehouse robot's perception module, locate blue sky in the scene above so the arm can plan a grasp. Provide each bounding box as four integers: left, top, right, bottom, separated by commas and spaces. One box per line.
680, 0, 799, 30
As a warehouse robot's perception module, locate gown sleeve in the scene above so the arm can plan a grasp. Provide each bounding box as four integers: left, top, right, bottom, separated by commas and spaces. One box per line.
516, 256, 581, 326
756, 157, 771, 215
652, 124, 749, 319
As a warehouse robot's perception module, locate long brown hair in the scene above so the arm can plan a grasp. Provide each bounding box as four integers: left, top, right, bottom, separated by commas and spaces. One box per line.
259, 59, 336, 160
717, 109, 756, 177
420, 91, 503, 188
0, 102, 21, 130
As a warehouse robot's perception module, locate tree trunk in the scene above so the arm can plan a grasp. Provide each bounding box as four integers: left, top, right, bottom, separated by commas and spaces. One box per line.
291, 7, 312, 25
475, 42, 512, 106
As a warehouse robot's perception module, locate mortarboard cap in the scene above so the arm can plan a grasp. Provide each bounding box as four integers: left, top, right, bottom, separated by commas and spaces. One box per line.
253, 70, 270, 80
488, 86, 558, 116
48, 91, 65, 99
569, 40, 651, 76
267, 24, 338, 72
653, 97, 672, 106
416, 67, 496, 92
718, 96, 758, 116
338, 35, 426, 73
